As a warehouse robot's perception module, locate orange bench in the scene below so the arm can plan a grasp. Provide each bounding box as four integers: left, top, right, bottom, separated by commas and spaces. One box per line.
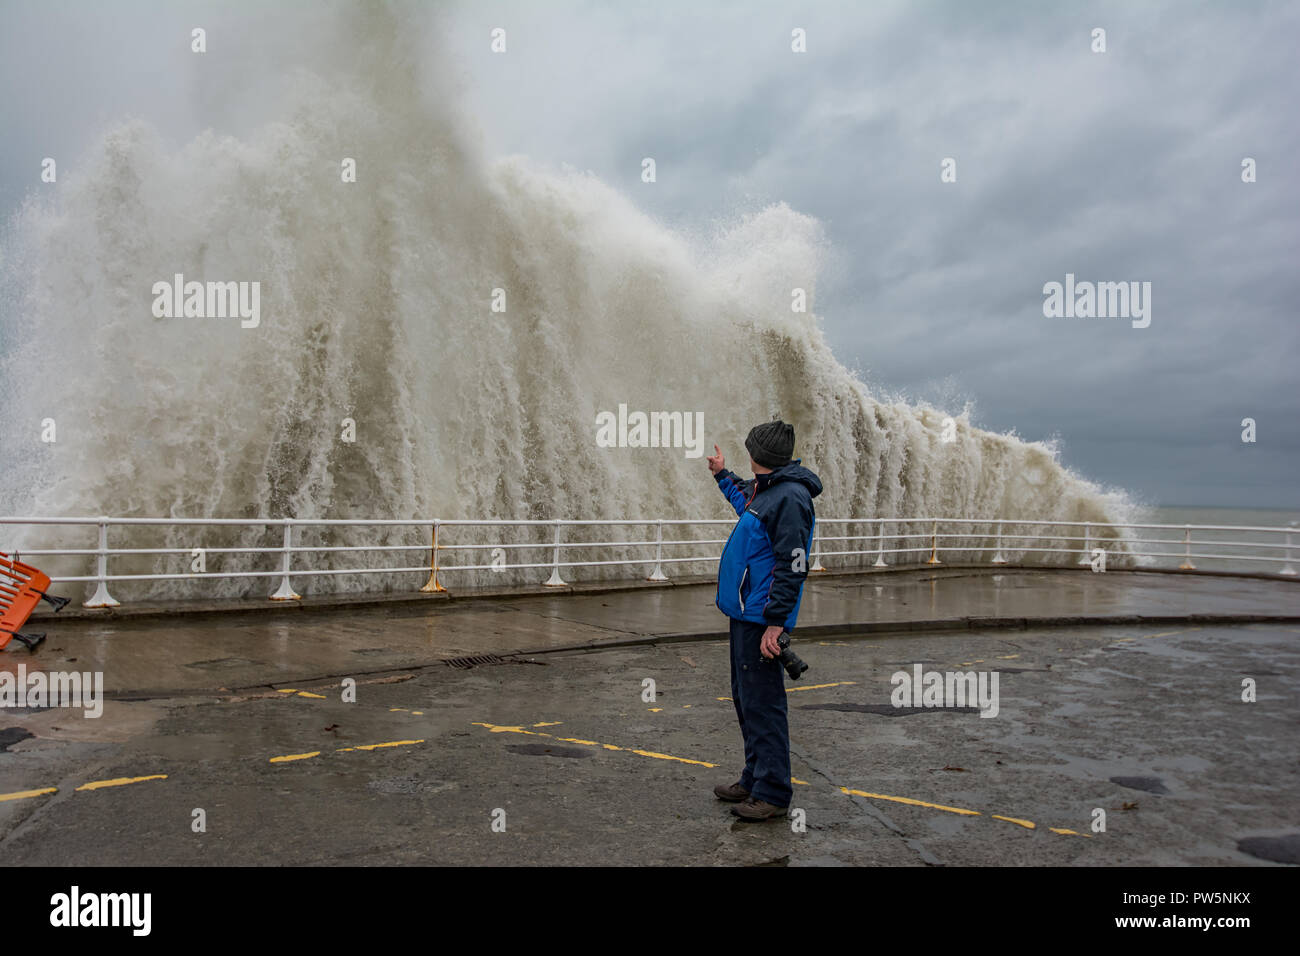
1, 552, 69, 651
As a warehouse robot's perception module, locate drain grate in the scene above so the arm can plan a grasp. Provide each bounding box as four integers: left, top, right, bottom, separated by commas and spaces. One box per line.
442, 653, 507, 670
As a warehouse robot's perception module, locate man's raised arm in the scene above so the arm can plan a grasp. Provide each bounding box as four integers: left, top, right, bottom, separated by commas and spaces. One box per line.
707, 444, 751, 516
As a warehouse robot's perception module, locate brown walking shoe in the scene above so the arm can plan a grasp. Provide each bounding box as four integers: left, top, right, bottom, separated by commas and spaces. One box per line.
731, 797, 788, 821
713, 781, 751, 802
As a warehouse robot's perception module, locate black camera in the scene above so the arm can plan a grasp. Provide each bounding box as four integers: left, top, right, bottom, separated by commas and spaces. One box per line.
776, 631, 808, 680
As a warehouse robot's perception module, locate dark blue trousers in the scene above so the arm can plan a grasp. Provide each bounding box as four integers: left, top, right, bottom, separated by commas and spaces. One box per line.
728, 617, 792, 807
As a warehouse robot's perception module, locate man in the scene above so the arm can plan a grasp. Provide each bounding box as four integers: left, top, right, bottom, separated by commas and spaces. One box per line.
706, 419, 822, 821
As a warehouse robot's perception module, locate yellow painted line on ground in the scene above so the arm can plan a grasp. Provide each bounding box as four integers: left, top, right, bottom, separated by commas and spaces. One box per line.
365, 711, 1087, 841
472, 722, 716, 767
1142, 627, 1201, 640
466, 719, 1088, 840
476, 720, 1067, 832
297, 691, 326, 699
390, 708, 408, 712
786, 681, 857, 694
337, 739, 424, 753
0, 786, 58, 802
277, 689, 298, 694
474, 724, 533, 734
75, 775, 167, 792
270, 751, 321, 763
841, 787, 981, 816
992, 814, 1036, 829
996, 654, 1021, 660
628, 749, 716, 768
717, 697, 732, 702
843, 787, 1088, 838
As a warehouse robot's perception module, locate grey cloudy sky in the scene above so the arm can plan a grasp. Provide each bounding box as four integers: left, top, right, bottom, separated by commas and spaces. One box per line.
2, 0, 1297, 508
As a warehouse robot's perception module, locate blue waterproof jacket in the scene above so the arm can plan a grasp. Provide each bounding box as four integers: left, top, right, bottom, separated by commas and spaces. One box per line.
714, 459, 823, 628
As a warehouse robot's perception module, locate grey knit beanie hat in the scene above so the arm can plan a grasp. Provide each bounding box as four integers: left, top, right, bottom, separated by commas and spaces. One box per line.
745, 419, 795, 468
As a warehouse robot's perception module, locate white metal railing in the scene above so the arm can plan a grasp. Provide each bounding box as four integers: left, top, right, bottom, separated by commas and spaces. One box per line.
0, 515, 1295, 609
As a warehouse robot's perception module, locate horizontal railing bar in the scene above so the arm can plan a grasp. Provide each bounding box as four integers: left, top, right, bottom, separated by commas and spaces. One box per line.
439, 558, 653, 571
817, 548, 931, 557
51, 570, 296, 582
286, 545, 437, 554
50, 566, 438, 583
436, 539, 729, 552
0, 548, 100, 557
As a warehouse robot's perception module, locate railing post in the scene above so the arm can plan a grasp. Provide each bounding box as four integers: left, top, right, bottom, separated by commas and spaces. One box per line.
543, 519, 567, 587
1078, 523, 1092, 565
873, 519, 888, 567
269, 518, 301, 601
420, 520, 447, 592
810, 522, 826, 572
84, 517, 119, 608
647, 520, 668, 581
991, 520, 1007, 565
1177, 525, 1196, 570
1283, 522, 1297, 576
926, 519, 942, 565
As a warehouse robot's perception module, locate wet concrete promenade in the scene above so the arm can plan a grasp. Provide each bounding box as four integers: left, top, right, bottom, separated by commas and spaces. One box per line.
2, 569, 1297, 865
16, 567, 1300, 695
